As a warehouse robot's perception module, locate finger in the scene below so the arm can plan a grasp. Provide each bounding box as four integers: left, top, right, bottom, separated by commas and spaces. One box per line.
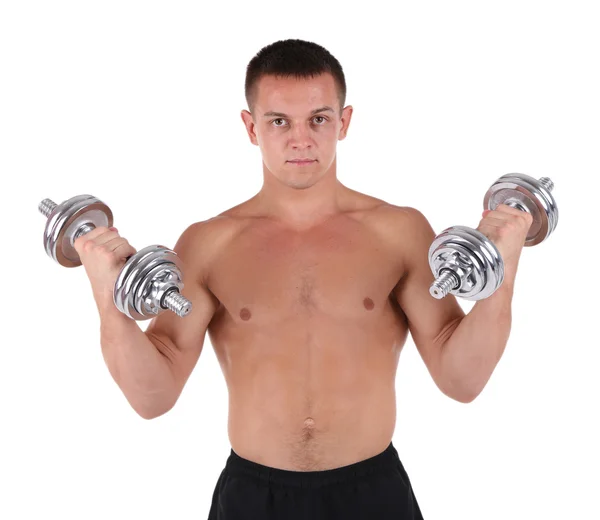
489, 206, 533, 228
73, 226, 113, 251
102, 237, 133, 253
479, 224, 509, 245
476, 224, 499, 240
482, 216, 507, 226
91, 229, 122, 247
483, 209, 513, 221
113, 242, 136, 258
495, 204, 528, 217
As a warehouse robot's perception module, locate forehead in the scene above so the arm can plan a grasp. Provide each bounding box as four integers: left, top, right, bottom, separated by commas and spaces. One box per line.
256, 73, 337, 113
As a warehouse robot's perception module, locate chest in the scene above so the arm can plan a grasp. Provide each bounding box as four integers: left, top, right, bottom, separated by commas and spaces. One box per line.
207, 218, 405, 324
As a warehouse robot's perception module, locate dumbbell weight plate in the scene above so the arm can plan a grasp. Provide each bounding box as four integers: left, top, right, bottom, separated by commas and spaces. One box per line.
429, 225, 504, 301
132, 261, 185, 318
43, 194, 113, 267
114, 245, 186, 320
483, 173, 558, 246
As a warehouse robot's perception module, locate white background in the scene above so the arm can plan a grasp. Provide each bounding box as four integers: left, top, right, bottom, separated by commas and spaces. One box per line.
1, 1, 598, 518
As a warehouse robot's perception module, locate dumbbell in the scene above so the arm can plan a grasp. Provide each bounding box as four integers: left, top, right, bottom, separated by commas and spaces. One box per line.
428, 173, 558, 301
38, 194, 193, 320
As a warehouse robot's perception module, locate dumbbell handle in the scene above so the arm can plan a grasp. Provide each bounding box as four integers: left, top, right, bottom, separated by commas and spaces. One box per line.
503, 199, 530, 213
39, 198, 192, 318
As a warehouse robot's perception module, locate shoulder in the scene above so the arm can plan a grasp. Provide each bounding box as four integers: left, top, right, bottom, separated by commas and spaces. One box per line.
174, 214, 246, 285
360, 203, 436, 274
365, 203, 434, 242
184, 213, 243, 242
373, 202, 428, 221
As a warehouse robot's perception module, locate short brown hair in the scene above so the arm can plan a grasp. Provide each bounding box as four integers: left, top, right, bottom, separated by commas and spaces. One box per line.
245, 39, 347, 117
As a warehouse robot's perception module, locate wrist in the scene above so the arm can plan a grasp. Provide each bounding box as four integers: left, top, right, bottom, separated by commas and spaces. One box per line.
97, 298, 128, 322
497, 276, 515, 297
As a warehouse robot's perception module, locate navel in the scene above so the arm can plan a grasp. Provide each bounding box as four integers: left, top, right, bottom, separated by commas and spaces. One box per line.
363, 297, 375, 310
239, 308, 252, 321
303, 417, 316, 428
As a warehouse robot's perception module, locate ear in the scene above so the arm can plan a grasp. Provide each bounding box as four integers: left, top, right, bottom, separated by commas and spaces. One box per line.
240, 110, 259, 146
338, 105, 353, 141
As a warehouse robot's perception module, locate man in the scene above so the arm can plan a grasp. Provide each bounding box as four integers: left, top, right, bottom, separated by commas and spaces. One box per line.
75, 39, 533, 519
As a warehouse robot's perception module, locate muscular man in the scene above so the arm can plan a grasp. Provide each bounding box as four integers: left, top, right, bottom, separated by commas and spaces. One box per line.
75, 39, 532, 519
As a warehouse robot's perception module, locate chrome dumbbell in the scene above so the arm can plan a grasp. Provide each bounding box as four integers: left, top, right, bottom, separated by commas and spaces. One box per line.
428, 174, 559, 301
38, 194, 193, 320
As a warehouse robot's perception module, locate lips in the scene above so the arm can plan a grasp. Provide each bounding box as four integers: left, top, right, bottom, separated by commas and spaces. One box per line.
288, 160, 315, 163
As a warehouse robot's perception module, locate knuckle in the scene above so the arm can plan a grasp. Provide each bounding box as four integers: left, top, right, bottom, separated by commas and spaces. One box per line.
72, 237, 84, 251
82, 239, 94, 252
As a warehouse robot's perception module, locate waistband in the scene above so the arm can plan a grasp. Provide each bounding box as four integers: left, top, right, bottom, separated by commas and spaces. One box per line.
224, 441, 401, 489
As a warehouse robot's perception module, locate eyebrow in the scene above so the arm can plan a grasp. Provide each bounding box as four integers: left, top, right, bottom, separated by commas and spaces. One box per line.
263, 106, 335, 118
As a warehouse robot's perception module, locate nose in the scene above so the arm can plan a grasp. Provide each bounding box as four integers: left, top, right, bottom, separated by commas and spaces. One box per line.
289, 123, 315, 148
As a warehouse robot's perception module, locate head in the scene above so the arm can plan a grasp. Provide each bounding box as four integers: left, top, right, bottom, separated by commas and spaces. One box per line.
241, 39, 353, 190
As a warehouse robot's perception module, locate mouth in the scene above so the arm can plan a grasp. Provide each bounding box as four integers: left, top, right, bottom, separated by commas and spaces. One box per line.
287, 160, 316, 165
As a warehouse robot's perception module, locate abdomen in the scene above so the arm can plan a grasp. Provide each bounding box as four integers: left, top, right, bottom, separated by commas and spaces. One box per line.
220, 309, 407, 470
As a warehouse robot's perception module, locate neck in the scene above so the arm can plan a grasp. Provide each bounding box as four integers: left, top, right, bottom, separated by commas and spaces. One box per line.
255, 158, 347, 229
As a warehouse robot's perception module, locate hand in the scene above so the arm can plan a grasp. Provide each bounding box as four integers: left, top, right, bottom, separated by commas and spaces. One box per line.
73, 226, 137, 312
476, 204, 534, 283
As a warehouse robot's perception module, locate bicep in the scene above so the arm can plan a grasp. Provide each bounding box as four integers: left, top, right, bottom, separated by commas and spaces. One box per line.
145, 221, 221, 395
393, 208, 465, 388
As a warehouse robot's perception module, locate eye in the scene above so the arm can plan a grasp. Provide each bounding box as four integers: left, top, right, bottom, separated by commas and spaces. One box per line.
271, 116, 328, 127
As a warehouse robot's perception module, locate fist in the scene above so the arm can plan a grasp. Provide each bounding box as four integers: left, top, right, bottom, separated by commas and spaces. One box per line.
477, 205, 534, 281
73, 226, 137, 312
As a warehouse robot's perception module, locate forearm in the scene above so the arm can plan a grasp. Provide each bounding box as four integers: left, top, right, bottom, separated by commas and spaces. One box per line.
440, 279, 515, 402
99, 305, 177, 418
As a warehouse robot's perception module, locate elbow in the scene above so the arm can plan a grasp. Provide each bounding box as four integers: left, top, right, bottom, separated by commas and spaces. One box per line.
136, 408, 170, 420
135, 406, 158, 420
452, 384, 483, 403
440, 379, 480, 404
137, 409, 159, 420
450, 391, 479, 404
438, 368, 484, 404
135, 401, 176, 420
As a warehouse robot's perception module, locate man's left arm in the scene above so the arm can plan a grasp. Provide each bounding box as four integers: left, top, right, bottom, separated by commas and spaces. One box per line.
439, 204, 533, 401
438, 273, 515, 403
390, 204, 533, 403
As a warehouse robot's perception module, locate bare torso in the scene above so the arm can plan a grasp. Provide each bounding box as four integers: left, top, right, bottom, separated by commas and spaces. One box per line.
204, 191, 411, 471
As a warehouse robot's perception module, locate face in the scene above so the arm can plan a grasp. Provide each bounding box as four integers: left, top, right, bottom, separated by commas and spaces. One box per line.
241, 73, 353, 190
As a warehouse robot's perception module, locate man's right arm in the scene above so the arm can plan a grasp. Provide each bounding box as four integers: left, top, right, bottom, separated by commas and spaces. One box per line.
99, 305, 179, 419
99, 219, 224, 419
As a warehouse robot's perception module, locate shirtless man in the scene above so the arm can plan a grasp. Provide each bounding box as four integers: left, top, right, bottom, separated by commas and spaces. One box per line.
74, 39, 533, 519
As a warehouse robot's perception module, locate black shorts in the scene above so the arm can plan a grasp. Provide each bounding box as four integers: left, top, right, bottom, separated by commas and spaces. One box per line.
208, 441, 424, 519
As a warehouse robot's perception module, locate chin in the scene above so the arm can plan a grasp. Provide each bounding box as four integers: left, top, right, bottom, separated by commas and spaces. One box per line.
288, 176, 321, 190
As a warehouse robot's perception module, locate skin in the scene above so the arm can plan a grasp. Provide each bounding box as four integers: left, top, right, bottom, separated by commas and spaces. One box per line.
145, 72, 467, 471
